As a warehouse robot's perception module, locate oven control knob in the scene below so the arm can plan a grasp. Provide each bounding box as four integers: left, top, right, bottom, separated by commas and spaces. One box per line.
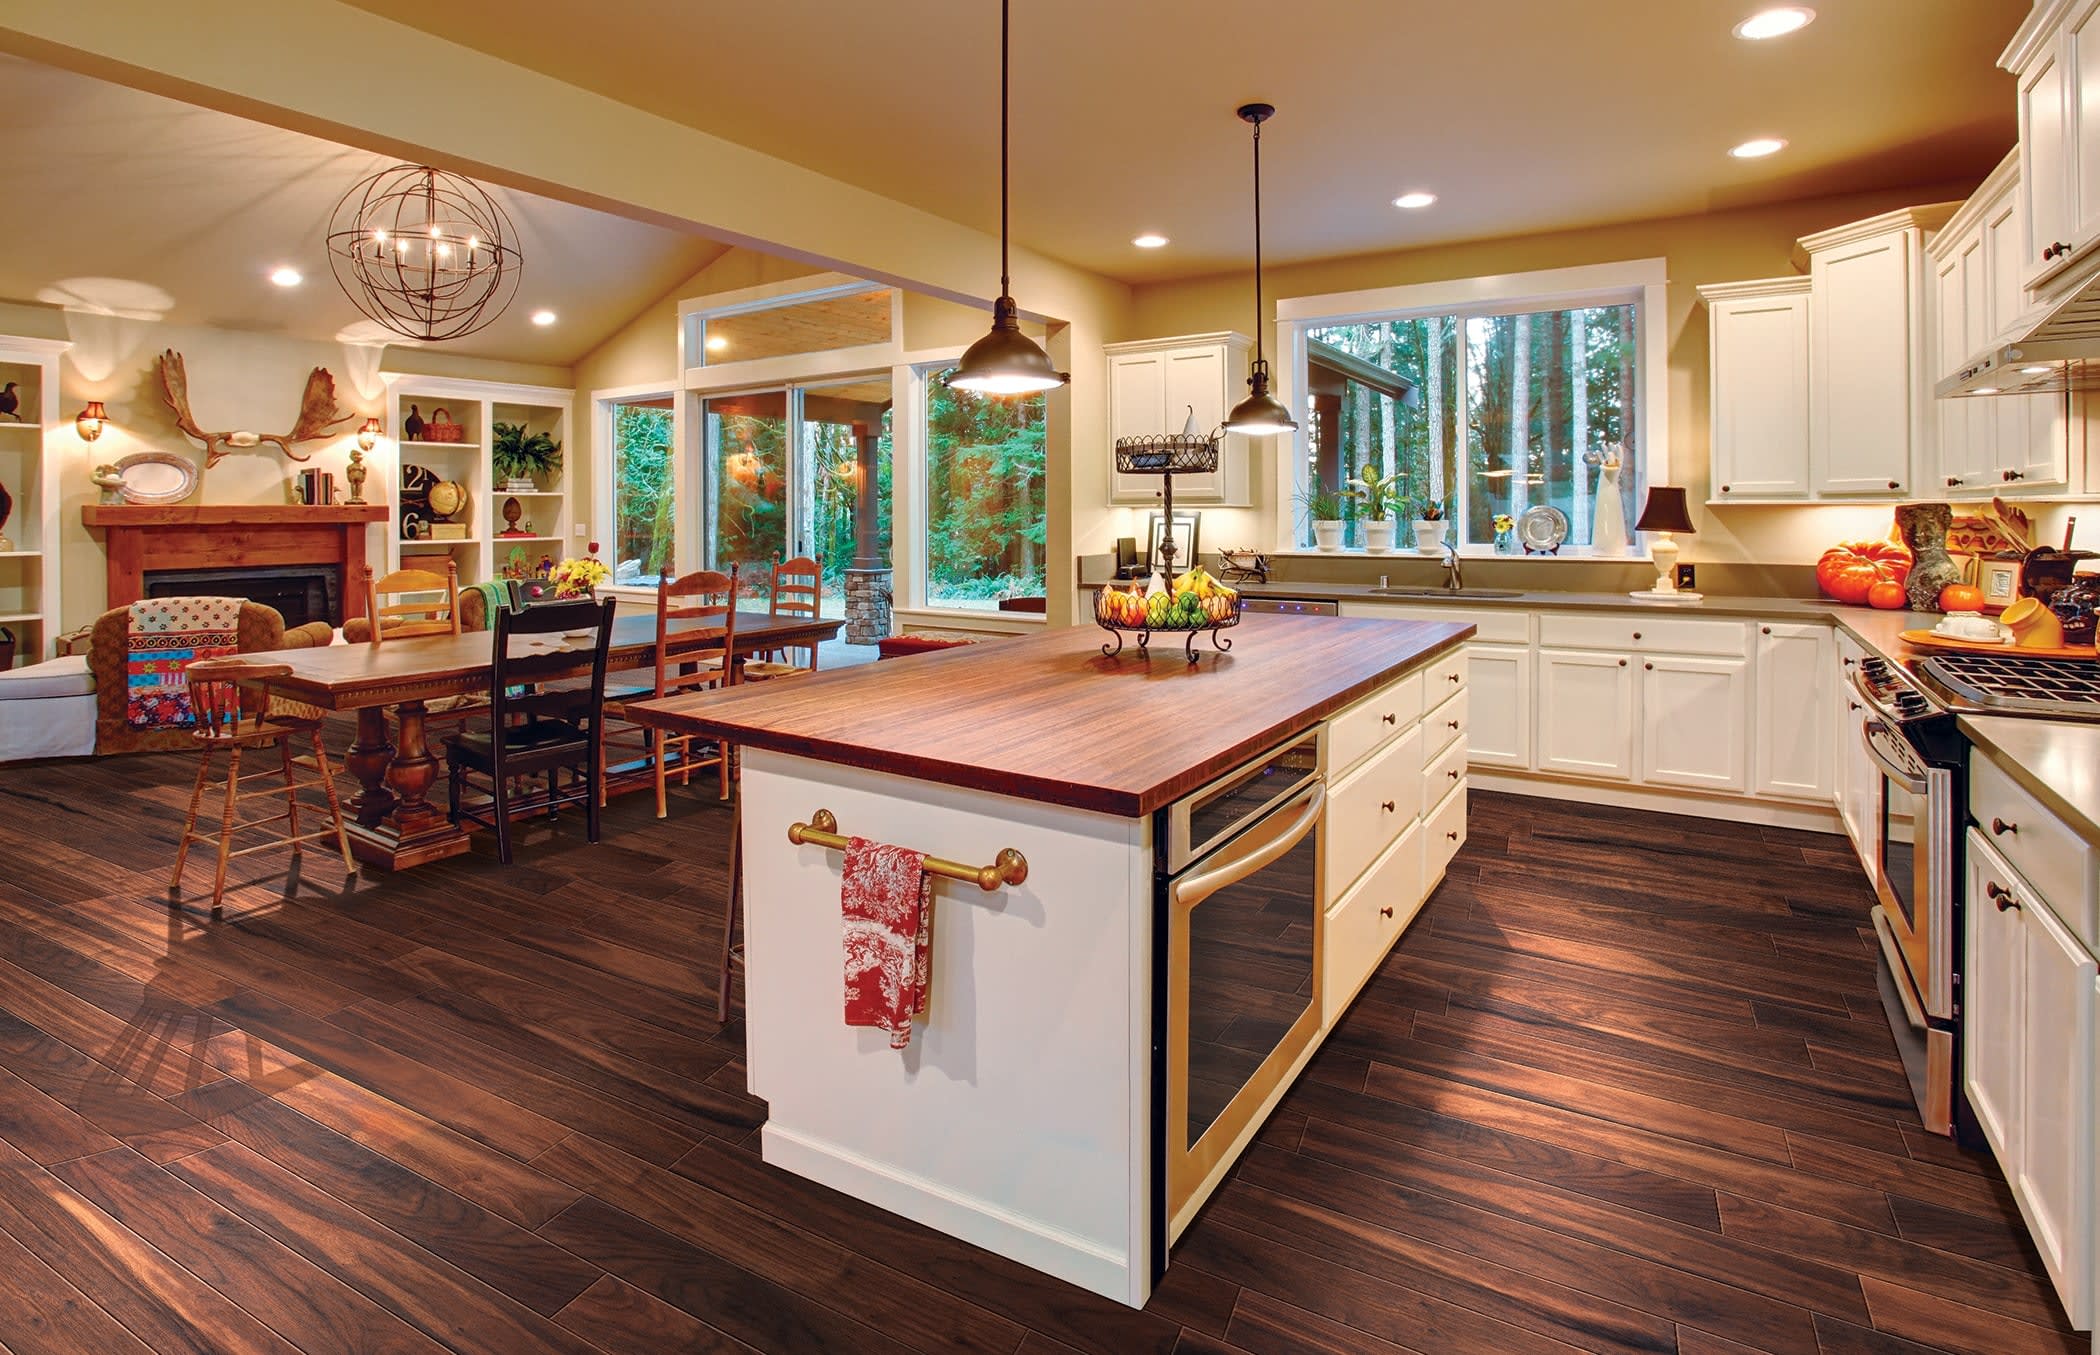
1894, 693, 1928, 715
1862, 657, 1889, 674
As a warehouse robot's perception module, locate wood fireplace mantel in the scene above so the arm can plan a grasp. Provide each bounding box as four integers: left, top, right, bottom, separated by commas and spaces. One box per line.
82, 503, 390, 621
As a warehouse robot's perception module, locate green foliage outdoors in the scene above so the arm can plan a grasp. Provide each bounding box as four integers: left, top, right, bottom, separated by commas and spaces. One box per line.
925, 371, 1045, 606
612, 404, 674, 578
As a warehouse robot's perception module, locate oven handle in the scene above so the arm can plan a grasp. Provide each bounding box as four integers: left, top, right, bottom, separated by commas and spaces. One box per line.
1861, 719, 1930, 796
1171, 783, 1326, 910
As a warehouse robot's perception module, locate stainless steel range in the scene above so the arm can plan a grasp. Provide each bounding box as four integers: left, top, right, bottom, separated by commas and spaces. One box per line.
1918, 651, 2100, 719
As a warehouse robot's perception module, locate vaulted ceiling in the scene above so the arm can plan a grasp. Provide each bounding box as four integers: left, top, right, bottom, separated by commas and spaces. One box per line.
0, 54, 727, 367
339, 0, 2026, 282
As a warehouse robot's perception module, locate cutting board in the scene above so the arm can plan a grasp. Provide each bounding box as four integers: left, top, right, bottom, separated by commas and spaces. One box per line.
1898, 629, 2098, 660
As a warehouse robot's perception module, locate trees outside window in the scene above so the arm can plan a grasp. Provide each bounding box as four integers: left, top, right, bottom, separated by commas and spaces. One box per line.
610, 398, 674, 583
924, 369, 1046, 608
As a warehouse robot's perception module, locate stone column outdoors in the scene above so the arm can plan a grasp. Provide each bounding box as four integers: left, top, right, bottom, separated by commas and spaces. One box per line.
844, 416, 892, 644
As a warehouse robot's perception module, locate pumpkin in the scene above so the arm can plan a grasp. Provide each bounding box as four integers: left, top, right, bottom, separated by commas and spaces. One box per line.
1815, 541, 1914, 604
1940, 582, 1986, 613
1867, 580, 1907, 610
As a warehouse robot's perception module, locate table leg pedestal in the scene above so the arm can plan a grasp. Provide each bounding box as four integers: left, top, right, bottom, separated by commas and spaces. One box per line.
345, 700, 472, 869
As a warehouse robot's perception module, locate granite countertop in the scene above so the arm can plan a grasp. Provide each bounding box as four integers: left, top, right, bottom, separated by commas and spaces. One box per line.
1959, 716, 2100, 847
1082, 574, 1841, 621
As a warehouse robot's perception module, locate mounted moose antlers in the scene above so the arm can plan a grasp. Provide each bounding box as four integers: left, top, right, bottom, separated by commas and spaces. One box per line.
156, 349, 358, 466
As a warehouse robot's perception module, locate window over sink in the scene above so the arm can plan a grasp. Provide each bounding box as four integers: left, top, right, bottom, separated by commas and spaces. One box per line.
1279, 259, 1669, 556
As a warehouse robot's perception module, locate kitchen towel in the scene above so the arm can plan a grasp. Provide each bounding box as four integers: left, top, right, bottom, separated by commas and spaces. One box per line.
841, 835, 934, 1049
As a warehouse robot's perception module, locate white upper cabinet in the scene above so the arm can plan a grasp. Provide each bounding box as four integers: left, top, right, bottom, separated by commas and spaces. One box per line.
2006, 0, 2100, 292
1698, 279, 1811, 501
1804, 211, 1942, 498
1105, 334, 1252, 506
2018, 30, 2076, 290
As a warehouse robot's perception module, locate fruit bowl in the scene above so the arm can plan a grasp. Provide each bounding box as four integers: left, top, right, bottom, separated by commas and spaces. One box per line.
1095, 573, 1242, 663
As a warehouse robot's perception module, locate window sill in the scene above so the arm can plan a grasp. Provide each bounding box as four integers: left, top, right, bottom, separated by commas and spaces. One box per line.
1268, 547, 1654, 563
893, 607, 1047, 634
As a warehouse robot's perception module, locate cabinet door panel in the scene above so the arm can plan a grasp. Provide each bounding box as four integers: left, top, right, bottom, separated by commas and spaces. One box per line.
1965, 830, 2025, 1168
1536, 649, 1634, 781
1638, 655, 1748, 793
2016, 888, 2096, 1328
1753, 624, 1830, 801
1462, 643, 1532, 769
2072, 0, 2100, 256
1811, 232, 1916, 496
1933, 242, 1989, 492
2021, 43, 2073, 290
1709, 292, 1810, 498
1108, 352, 1167, 504
1161, 347, 1228, 502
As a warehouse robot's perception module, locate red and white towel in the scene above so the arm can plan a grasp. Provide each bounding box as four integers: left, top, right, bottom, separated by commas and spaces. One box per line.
841, 836, 934, 1049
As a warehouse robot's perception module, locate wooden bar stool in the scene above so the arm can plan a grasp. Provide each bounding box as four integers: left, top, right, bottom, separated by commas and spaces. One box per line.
170, 658, 356, 908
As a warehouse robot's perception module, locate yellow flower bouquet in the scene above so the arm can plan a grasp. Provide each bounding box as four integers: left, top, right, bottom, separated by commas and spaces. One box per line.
549, 553, 610, 598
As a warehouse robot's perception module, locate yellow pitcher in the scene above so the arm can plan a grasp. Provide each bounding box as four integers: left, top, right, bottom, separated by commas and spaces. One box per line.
2002, 596, 2066, 649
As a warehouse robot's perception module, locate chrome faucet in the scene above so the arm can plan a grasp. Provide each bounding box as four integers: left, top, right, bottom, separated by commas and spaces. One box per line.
1443, 538, 1464, 592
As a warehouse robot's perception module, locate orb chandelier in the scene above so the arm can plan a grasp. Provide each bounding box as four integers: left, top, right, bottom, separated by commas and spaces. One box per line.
326, 164, 522, 342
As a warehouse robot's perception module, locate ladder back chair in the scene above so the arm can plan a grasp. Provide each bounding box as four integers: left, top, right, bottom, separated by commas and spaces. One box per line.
170, 658, 356, 908
600, 565, 740, 816
362, 560, 461, 646
741, 555, 823, 681
443, 597, 617, 864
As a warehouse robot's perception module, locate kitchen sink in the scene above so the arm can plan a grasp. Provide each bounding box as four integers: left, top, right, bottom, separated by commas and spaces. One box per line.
1367, 587, 1526, 599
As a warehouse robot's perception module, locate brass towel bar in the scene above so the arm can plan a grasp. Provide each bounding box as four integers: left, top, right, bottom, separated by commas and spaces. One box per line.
787, 809, 1029, 892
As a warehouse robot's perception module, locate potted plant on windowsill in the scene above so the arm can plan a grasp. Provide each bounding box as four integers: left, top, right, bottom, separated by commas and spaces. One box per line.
1298, 485, 1347, 551
1345, 467, 1406, 554
1412, 497, 1449, 555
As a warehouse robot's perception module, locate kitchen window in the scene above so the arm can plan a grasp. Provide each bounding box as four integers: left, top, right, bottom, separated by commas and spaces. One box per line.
600, 391, 677, 586
921, 366, 1047, 610
1279, 259, 1668, 555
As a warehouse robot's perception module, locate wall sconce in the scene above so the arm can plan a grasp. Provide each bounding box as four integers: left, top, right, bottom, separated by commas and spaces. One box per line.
345, 417, 381, 505
75, 401, 107, 442
356, 416, 381, 451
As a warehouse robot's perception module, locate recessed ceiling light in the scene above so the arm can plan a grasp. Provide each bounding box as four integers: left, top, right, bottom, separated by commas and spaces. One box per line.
1733, 6, 1815, 40
268, 266, 302, 288
705, 334, 730, 353
1729, 137, 1788, 159
1132, 233, 1169, 249
1393, 192, 1438, 210
530, 309, 557, 327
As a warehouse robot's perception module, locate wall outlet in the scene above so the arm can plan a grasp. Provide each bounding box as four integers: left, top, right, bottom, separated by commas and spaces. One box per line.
575, 523, 587, 538
1675, 563, 1697, 590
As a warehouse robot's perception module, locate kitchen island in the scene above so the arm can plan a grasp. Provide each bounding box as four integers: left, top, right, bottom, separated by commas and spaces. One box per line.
631, 612, 1471, 1306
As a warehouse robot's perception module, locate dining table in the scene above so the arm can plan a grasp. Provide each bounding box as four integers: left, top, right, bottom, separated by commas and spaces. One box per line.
247, 609, 843, 870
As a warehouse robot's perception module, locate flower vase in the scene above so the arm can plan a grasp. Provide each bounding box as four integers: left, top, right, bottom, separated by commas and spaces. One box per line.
1363, 519, 1397, 553
1495, 530, 1515, 555
1592, 461, 1629, 556
1413, 520, 1448, 554
1312, 520, 1344, 552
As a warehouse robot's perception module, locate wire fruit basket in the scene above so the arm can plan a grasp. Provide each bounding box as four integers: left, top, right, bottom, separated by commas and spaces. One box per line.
1095, 584, 1241, 663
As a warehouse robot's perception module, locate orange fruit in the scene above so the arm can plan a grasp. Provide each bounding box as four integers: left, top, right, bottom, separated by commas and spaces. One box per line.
1939, 583, 1985, 613
1867, 580, 1907, 610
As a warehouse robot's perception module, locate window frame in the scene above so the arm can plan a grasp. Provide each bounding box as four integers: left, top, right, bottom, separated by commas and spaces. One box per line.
1273, 258, 1670, 558
591, 381, 682, 596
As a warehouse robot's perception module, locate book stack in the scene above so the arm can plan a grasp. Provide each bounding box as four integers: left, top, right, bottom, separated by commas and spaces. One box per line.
297, 470, 337, 506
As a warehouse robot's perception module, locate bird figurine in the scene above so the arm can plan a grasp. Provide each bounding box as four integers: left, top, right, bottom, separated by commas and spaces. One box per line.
0, 382, 18, 422
402, 404, 425, 440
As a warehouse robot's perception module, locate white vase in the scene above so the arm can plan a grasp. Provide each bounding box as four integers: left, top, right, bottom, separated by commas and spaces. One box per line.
1592, 462, 1629, 556
1413, 520, 1448, 554
1312, 520, 1344, 551
1363, 520, 1397, 553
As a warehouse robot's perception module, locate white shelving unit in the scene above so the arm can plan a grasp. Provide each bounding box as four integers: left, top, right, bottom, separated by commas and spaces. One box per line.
0, 336, 68, 666
379, 376, 574, 588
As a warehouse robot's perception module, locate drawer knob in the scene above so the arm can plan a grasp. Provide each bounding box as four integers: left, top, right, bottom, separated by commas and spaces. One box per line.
1448, 673, 1461, 683
1632, 631, 1642, 640
1991, 817, 2018, 836
1381, 799, 1396, 813
1986, 880, 2022, 912
1446, 830, 1459, 841
1888, 480, 1900, 490
1447, 769, 1460, 780
1447, 719, 1460, 729
1381, 713, 1396, 725
1379, 905, 1394, 919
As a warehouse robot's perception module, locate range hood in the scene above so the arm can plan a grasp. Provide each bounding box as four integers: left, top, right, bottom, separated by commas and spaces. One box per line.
1939, 270, 2100, 398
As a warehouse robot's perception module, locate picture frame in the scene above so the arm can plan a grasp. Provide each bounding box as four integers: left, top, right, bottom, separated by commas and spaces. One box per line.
1146, 511, 1201, 572
1976, 555, 2023, 613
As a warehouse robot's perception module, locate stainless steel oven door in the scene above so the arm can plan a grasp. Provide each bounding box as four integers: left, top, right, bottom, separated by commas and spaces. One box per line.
1860, 717, 1954, 1020
1165, 731, 1321, 874
1164, 780, 1324, 1241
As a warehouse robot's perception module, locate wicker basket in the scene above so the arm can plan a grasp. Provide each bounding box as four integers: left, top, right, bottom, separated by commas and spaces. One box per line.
422, 406, 466, 443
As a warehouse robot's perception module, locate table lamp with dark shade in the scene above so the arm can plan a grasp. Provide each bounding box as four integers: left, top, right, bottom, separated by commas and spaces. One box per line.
1631, 486, 1701, 602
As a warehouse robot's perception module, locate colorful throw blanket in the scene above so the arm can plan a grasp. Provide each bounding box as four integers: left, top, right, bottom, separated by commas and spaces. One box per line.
125, 597, 241, 729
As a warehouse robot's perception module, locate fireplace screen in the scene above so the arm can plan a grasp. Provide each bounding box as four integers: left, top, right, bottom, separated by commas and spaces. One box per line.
143, 566, 341, 629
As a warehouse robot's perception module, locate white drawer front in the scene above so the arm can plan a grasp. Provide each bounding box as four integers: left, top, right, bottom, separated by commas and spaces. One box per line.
1424, 686, 1469, 762
1343, 602, 1529, 645
1423, 733, 1467, 808
1328, 670, 1423, 777
1426, 648, 1466, 702
1326, 725, 1423, 905
1425, 778, 1467, 882
1322, 818, 1424, 1025
1971, 753, 2099, 949
1537, 612, 1749, 657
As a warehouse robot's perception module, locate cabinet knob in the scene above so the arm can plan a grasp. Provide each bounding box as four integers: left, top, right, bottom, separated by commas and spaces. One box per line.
1381, 713, 1396, 725
1991, 816, 2018, 836
1447, 672, 1462, 683
1619, 658, 1628, 667
1986, 880, 2022, 912
1849, 701, 1862, 712
1761, 626, 1772, 635
1446, 830, 1459, 841
1721, 485, 1731, 493
1644, 661, 1654, 670
1447, 769, 1460, 781
1447, 719, 1460, 729
1381, 799, 1396, 813
1843, 657, 1854, 666
1887, 480, 1901, 490
2003, 469, 2025, 482
1945, 476, 1962, 487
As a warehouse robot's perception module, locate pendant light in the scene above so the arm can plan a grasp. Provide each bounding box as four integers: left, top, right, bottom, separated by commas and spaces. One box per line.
1223, 103, 1298, 436
949, 0, 1070, 397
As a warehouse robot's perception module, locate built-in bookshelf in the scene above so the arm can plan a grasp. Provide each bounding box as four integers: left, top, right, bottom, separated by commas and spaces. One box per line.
0, 336, 68, 665
380, 376, 573, 589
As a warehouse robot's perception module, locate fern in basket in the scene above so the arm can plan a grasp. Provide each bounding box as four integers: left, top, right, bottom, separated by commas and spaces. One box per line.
492, 422, 564, 484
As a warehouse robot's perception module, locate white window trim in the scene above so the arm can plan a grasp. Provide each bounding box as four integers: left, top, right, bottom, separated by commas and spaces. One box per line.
900, 349, 1047, 625
1272, 258, 1669, 557
590, 380, 680, 583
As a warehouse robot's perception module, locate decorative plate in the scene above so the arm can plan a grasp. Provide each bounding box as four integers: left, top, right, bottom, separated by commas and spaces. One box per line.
1516, 505, 1568, 553
112, 451, 198, 505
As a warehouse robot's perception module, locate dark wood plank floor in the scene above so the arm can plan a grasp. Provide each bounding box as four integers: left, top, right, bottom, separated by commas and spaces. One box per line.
0, 744, 2080, 1355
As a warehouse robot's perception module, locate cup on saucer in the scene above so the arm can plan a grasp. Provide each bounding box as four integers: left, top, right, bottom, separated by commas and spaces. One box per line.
1932, 611, 2004, 643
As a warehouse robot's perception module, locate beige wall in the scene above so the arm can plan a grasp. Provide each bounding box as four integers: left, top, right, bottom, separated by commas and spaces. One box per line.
1121, 179, 1994, 570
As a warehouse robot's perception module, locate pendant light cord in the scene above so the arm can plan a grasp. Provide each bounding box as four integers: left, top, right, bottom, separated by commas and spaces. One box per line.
1000, 0, 1011, 300
1250, 115, 1264, 366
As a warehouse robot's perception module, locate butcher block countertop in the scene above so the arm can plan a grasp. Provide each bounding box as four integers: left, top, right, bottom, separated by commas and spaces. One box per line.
629, 613, 1472, 816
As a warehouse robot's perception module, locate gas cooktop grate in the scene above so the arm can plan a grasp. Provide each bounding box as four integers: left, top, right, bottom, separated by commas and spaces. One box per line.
1919, 651, 2100, 718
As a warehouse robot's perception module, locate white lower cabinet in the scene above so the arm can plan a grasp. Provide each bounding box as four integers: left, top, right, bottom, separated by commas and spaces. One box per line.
1537, 648, 1637, 781
1639, 655, 1749, 792
1833, 631, 1876, 867
1754, 623, 1833, 801
1463, 643, 1532, 769
1322, 819, 1424, 1025
1967, 831, 2027, 1169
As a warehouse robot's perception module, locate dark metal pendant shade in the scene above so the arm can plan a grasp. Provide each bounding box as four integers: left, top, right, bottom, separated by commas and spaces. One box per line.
1222, 102, 1298, 436
949, 0, 1070, 398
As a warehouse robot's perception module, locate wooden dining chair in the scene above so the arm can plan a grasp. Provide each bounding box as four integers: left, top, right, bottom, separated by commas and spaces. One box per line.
741, 555, 822, 681
599, 565, 740, 816
170, 658, 356, 907
362, 560, 461, 646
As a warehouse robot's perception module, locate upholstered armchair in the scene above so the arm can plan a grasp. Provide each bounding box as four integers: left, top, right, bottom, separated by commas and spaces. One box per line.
87, 602, 331, 755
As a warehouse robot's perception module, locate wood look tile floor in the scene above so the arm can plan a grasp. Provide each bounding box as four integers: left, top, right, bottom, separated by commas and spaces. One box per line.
0, 747, 2080, 1355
